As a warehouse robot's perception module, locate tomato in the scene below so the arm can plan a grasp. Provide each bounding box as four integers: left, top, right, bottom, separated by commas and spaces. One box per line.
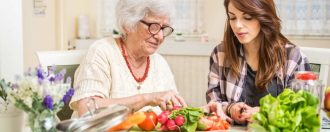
207, 113, 220, 122
202, 112, 230, 131
138, 111, 158, 131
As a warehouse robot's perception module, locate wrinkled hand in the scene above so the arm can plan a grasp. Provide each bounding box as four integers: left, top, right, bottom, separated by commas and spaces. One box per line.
229, 102, 251, 124
146, 90, 187, 110
200, 101, 233, 123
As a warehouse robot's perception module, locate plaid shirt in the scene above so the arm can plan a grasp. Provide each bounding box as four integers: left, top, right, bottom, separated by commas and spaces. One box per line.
206, 43, 311, 106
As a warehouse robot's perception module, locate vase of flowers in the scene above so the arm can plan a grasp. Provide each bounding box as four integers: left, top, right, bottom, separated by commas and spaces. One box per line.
9, 66, 74, 132
0, 79, 25, 132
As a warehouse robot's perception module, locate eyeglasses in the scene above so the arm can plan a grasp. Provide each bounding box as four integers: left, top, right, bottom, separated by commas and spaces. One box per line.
139, 20, 174, 37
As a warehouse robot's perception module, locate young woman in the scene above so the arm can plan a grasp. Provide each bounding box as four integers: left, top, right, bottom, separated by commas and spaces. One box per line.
206, 0, 311, 124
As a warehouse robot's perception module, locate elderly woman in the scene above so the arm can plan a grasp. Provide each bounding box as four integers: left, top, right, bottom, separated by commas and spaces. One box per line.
69, 0, 187, 116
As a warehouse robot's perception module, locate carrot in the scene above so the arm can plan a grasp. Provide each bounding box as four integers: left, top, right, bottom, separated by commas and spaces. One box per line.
108, 112, 146, 131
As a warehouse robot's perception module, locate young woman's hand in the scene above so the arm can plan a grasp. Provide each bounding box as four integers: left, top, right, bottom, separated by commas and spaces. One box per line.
241, 106, 260, 123
201, 101, 233, 123
229, 102, 251, 124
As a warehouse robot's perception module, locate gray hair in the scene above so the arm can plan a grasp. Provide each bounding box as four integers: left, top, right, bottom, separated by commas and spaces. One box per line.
115, 0, 175, 35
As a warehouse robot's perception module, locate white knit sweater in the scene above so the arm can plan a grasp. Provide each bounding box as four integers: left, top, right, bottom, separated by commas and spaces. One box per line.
69, 37, 177, 115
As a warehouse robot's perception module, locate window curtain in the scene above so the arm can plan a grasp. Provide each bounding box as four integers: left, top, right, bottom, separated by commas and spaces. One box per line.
275, 0, 330, 36
172, 0, 204, 35
98, 0, 119, 37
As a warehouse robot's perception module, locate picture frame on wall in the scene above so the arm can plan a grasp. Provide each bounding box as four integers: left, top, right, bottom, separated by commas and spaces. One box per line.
33, 0, 47, 16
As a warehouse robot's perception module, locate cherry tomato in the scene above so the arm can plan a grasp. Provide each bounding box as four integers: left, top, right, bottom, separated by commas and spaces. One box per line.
138, 111, 158, 131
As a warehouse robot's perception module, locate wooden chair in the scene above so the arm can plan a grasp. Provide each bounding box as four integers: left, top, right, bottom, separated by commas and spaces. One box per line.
300, 47, 330, 86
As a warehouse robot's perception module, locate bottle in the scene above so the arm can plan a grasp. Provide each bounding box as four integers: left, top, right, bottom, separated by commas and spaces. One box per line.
291, 71, 323, 111
78, 15, 90, 39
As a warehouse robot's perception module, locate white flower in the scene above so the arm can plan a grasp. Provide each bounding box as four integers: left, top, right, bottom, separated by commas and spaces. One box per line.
43, 117, 54, 131
24, 98, 33, 108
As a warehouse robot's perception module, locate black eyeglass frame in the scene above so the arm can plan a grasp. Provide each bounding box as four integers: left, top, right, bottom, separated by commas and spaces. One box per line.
139, 20, 174, 37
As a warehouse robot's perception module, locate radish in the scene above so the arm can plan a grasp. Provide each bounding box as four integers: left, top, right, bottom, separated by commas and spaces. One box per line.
166, 119, 177, 130
175, 115, 185, 126
172, 105, 182, 111
158, 113, 168, 124
161, 110, 170, 117
159, 124, 168, 131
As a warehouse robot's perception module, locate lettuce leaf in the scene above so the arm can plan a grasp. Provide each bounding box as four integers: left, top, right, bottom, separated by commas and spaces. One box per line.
249, 89, 320, 132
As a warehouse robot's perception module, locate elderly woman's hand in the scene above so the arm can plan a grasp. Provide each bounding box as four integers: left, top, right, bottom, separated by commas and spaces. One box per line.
144, 90, 187, 110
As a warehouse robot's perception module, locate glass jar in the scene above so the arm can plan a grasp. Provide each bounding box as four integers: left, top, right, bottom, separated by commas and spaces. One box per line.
291, 71, 324, 111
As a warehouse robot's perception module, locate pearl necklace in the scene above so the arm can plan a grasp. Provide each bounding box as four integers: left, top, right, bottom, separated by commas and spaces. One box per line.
120, 43, 150, 90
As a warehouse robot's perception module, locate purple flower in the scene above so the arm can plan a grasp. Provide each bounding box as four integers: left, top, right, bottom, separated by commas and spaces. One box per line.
62, 88, 74, 104
48, 76, 55, 82
54, 69, 66, 83
36, 67, 45, 80
43, 95, 54, 110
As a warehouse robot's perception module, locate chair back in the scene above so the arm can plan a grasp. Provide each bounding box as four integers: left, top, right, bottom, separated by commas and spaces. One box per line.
300, 47, 330, 86
36, 50, 86, 120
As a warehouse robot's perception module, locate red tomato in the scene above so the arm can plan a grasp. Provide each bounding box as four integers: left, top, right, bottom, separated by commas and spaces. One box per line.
207, 114, 220, 122
138, 111, 158, 131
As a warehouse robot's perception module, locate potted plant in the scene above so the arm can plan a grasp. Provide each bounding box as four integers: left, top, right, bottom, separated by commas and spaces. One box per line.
0, 79, 24, 132
175, 32, 184, 41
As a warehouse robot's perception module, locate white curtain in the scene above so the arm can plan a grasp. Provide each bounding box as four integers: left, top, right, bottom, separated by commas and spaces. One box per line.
98, 0, 119, 37
172, 0, 204, 35
275, 0, 330, 36
98, 0, 204, 37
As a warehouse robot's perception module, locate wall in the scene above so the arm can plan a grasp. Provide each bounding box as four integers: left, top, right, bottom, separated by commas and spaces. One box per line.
22, 0, 57, 69
0, 1, 24, 81
290, 37, 330, 48
204, 0, 226, 42
62, 0, 98, 50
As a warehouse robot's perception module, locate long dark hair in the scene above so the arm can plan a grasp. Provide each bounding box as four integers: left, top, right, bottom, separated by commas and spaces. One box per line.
223, 0, 291, 89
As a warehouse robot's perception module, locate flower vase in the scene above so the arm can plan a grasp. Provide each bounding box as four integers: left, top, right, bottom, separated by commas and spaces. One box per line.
27, 111, 57, 132
0, 107, 24, 132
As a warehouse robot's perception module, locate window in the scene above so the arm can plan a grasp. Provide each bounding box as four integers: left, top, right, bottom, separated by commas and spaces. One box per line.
97, 0, 119, 37
172, 0, 204, 35
275, 0, 330, 36
97, 0, 204, 37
